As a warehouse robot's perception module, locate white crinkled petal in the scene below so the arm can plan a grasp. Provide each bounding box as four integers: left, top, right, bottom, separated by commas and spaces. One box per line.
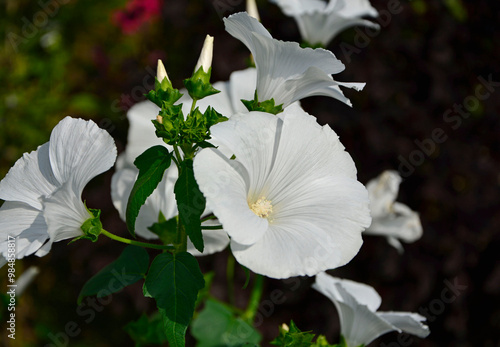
0, 143, 59, 210
366, 170, 402, 217
314, 273, 382, 312
228, 68, 258, 113
0, 201, 48, 258
42, 182, 91, 243
332, 284, 398, 347
338, 0, 379, 18
49, 117, 117, 194
122, 101, 166, 168
270, 0, 327, 15
377, 312, 430, 338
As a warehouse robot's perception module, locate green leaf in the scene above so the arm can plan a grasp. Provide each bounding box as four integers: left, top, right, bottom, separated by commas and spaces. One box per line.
191, 299, 262, 347
174, 159, 206, 253
124, 312, 168, 347
126, 145, 172, 237
143, 252, 205, 347
78, 246, 149, 305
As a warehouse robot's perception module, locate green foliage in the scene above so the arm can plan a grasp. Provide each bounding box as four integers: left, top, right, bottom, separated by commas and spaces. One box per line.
143, 252, 205, 347
241, 91, 283, 115
191, 300, 262, 347
126, 145, 172, 237
270, 321, 343, 347
148, 212, 178, 245
78, 246, 149, 305
183, 67, 221, 101
75, 207, 103, 243
174, 159, 206, 253
124, 312, 168, 347
444, 0, 468, 22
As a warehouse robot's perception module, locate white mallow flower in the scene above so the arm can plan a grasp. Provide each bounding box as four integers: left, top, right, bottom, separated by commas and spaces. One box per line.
111, 102, 229, 256
0, 117, 117, 259
271, 0, 379, 47
194, 34, 214, 73
193, 106, 371, 279
364, 170, 423, 253
313, 272, 430, 347
223, 11, 365, 108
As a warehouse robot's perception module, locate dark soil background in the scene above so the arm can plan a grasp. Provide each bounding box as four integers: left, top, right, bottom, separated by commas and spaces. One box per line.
1, 0, 499, 346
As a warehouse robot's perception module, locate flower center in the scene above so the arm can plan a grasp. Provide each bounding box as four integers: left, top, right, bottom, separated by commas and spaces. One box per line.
250, 197, 273, 219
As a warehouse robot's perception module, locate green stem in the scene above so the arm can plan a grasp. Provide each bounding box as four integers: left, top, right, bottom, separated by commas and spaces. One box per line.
226, 253, 235, 306
176, 220, 187, 253
101, 229, 174, 251
201, 225, 223, 230
241, 274, 264, 323
190, 97, 198, 115
200, 215, 217, 223
173, 145, 183, 166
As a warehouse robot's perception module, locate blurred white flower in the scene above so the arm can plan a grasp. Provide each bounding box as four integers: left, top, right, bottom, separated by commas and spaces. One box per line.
111, 102, 229, 256
271, 0, 379, 47
15, 266, 40, 296
223, 11, 365, 108
313, 272, 430, 347
194, 106, 371, 278
365, 170, 423, 253
0, 117, 117, 259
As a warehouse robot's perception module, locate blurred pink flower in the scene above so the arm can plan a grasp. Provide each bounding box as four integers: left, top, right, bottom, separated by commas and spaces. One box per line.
112, 0, 162, 34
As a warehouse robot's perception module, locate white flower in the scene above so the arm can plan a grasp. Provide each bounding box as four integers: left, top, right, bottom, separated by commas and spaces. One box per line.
223, 12, 365, 108
0, 117, 117, 259
365, 170, 423, 253
193, 106, 371, 279
111, 102, 229, 256
15, 266, 40, 296
313, 272, 430, 347
246, 0, 260, 21
194, 35, 214, 73
271, 0, 379, 47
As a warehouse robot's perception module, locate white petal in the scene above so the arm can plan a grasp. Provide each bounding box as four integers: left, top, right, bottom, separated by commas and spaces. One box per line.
122, 101, 166, 168
270, 0, 327, 15
42, 182, 91, 243
194, 148, 269, 245
377, 312, 430, 338
228, 68, 258, 113
0, 201, 48, 258
313, 273, 382, 312
49, 117, 117, 194
0, 143, 58, 209
338, 0, 379, 18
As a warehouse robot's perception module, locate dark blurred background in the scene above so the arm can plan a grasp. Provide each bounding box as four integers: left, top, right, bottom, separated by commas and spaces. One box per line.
0, 0, 499, 346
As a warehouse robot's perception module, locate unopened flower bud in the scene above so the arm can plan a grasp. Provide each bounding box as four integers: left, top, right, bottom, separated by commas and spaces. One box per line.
157, 59, 169, 83
194, 35, 214, 73
246, 0, 260, 21
281, 323, 289, 332
156, 115, 163, 123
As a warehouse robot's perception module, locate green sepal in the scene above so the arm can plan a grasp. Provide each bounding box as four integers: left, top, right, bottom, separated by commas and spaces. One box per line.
241, 90, 283, 115
183, 67, 220, 101
148, 212, 178, 245
270, 320, 315, 346
312, 335, 338, 346
74, 207, 102, 243
126, 146, 172, 237
191, 299, 262, 347
146, 77, 183, 108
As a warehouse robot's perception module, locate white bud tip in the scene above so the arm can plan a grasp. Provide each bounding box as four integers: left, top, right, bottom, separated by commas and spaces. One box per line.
156, 115, 163, 123
195, 35, 214, 73
246, 0, 260, 21
157, 59, 169, 82
281, 323, 289, 332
